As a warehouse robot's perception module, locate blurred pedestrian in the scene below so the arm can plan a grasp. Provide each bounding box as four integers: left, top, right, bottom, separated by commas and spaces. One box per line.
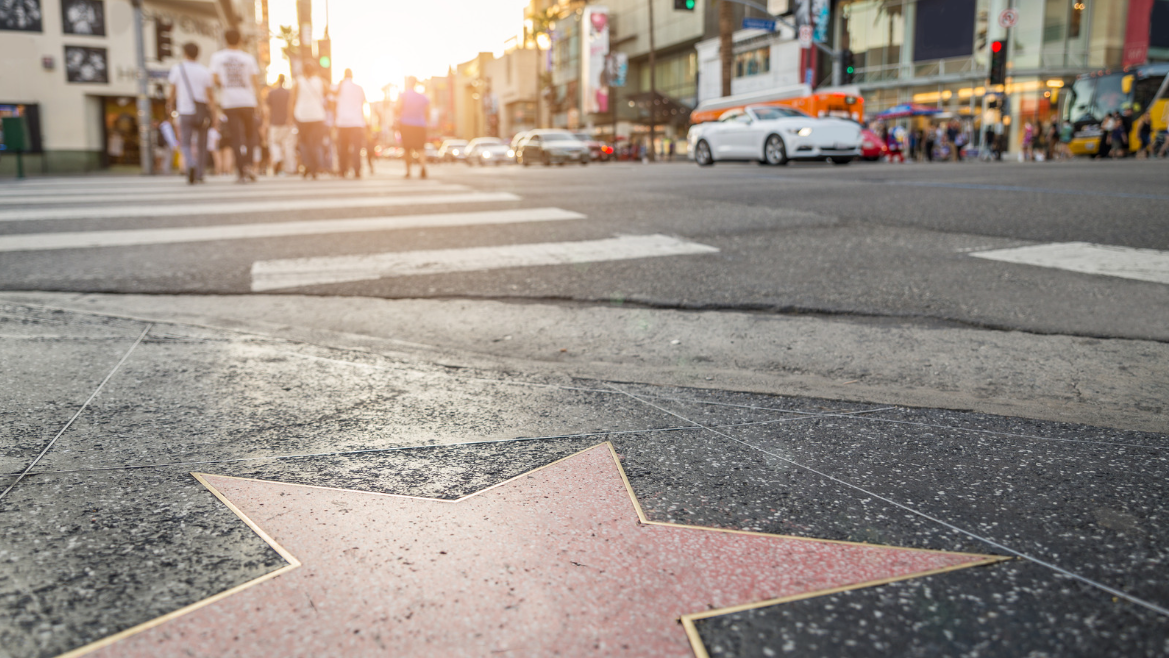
1021, 121, 1035, 161
292, 61, 328, 179
365, 125, 378, 174
266, 74, 295, 175
334, 68, 367, 179
167, 42, 215, 184
210, 28, 261, 182
1110, 112, 1128, 158
157, 118, 178, 175
1045, 122, 1058, 161
1137, 112, 1152, 158
397, 76, 429, 179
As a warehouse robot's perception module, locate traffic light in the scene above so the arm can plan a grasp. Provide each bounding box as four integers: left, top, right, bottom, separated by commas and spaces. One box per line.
989, 40, 1006, 86
841, 49, 855, 84
317, 38, 332, 70
673, 0, 696, 10
155, 18, 173, 61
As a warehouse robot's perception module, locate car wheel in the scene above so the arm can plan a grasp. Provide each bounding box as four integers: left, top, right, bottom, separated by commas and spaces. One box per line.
580, 157, 588, 166
764, 134, 788, 166
830, 157, 854, 165
695, 140, 714, 167
521, 155, 530, 167
543, 153, 552, 167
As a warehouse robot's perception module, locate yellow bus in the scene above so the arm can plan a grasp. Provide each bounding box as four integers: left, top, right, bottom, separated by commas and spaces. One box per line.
1062, 63, 1169, 156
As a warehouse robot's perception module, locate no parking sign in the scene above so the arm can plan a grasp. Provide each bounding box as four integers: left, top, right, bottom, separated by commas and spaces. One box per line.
998, 8, 1019, 28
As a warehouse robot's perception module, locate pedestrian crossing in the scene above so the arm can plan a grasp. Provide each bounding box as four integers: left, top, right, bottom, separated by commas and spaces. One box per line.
970, 242, 1169, 285
0, 172, 719, 293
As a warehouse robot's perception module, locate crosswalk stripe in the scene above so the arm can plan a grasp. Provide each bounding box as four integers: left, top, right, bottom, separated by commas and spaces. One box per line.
0, 191, 521, 222
0, 184, 470, 206
251, 234, 720, 291
0, 208, 585, 252
0, 178, 453, 198
970, 242, 1169, 285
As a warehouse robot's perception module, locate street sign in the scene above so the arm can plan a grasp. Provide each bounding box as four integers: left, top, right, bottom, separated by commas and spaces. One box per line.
998, 8, 1019, 28
742, 17, 777, 32
798, 25, 813, 49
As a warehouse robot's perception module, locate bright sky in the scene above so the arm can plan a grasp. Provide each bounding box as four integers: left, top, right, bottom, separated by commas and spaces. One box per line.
266, 0, 530, 101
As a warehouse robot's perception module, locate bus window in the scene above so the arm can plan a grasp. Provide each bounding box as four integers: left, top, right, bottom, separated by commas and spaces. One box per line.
1133, 75, 1165, 113
1092, 74, 1127, 120
1065, 77, 1095, 124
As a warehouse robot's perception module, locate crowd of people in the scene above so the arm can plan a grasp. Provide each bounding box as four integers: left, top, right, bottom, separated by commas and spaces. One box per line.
871, 110, 1167, 164
159, 30, 389, 185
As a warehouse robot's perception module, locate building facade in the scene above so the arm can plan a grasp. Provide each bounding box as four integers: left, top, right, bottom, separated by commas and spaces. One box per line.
834, 0, 1169, 150
0, 0, 262, 175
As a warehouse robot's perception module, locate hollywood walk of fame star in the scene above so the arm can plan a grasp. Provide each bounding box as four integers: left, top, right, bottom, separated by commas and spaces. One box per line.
77, 443, 1003, 657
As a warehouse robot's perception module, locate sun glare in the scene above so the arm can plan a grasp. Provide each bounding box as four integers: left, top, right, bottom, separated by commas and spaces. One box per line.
265, 0, 528, 100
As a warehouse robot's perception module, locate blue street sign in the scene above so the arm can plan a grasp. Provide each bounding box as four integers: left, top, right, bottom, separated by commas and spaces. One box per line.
742, 18, 777, 31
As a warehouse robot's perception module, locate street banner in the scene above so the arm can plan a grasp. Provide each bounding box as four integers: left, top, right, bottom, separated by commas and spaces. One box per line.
606, 52, 628, 88
582, 6, 610, 114
1123, 0, 1154, 66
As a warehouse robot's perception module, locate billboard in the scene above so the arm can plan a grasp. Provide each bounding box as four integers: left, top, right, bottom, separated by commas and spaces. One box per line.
582, 6, 609, 114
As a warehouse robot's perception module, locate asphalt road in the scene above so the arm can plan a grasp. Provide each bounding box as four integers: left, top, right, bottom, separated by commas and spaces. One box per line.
1, 157, 1166, 341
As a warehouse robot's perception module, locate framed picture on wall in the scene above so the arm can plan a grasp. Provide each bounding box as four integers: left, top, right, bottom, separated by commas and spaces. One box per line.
64, 45, 108, 83
0, 0, 44, 32
62, 0, 104, 35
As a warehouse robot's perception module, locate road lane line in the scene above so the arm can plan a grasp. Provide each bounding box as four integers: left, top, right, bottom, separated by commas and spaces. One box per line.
0, 184, 469, 205
969, 242, 1169, 285
0, 191, 521, 222
251, 234, 720, 291
0, 208, 586, 252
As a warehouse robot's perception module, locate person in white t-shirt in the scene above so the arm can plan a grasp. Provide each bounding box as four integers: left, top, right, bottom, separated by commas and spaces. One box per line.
210, 28, 261, 182
334, 69, 367, 178
167, 42, 216, 184
291, 61, 328, 178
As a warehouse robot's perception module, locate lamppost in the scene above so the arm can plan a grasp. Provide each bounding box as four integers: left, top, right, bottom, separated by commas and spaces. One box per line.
131, 0, 153, 174
535, 32, 551, 130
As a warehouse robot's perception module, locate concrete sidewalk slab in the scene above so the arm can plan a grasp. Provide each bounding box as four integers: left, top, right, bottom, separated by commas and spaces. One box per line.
1, 299, 1166, 657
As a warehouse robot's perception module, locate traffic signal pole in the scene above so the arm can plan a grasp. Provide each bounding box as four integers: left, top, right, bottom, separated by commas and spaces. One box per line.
131, 0, 153, 175
647, 0, 656, 162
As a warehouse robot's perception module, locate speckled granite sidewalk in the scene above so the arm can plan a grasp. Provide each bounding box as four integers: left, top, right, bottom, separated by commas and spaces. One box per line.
2, 302, 1167, 657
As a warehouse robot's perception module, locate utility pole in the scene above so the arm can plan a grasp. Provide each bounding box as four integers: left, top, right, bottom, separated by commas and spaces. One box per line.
719, 0, 733, 97
647, 0, 656, 161
131, 0, 153, 174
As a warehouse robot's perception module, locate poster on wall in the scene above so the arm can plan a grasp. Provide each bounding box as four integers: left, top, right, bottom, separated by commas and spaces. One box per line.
62, 0, 104, 35
0, 0, 44, 32
581, 6, 609, 115
794, 0, 828, 43
65, 45, 108, 83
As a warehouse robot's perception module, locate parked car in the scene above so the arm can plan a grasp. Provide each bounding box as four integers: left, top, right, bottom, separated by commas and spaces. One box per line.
516, 130, 590, 166
464, 137, 507, 165
571, 132, 612, 162
424, 143, 439, 163
437, 139, 469, 163
859, 128, 888, 161
687, 104, 861, 166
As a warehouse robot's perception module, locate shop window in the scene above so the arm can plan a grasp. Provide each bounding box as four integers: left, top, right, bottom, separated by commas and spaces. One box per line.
734, 47, 770, 78
914, 0, 976, 62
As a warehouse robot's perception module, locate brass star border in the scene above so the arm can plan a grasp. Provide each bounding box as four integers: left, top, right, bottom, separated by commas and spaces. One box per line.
55, 442, 1007, 658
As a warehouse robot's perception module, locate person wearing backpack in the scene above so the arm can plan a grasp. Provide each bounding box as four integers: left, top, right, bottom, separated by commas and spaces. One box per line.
167, 42, 216, 184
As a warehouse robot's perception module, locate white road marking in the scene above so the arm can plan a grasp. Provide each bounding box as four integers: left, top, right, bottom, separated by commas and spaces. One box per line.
0, 184, 469, 205
251, 234, 719, 291
0, 192, 521, 222
970, 242, 1169, 285
0, 208, 585, 252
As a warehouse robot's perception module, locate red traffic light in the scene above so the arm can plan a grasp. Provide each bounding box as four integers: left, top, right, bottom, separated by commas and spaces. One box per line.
991, 40, 1003, 53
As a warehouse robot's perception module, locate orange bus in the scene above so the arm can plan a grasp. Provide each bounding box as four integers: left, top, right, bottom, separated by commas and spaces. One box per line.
690, 85, 865, 125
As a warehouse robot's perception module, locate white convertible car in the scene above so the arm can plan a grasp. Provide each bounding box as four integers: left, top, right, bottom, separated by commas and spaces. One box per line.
687, 105, 862, 166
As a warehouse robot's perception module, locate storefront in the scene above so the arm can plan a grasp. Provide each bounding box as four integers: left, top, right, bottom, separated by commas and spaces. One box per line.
834, 0, 1154, 153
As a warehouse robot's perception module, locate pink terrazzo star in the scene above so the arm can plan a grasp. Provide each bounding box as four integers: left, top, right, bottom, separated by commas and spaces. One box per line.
90, 444, 999, 657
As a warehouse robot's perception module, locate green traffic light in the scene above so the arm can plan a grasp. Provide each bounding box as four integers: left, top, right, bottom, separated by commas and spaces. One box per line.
319, 56, 331, 68
846, 66, 854, 74
686, 0, 694, 7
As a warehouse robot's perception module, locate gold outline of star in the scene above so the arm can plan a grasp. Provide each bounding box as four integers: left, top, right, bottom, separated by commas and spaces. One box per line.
56, 442, 1007, 658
